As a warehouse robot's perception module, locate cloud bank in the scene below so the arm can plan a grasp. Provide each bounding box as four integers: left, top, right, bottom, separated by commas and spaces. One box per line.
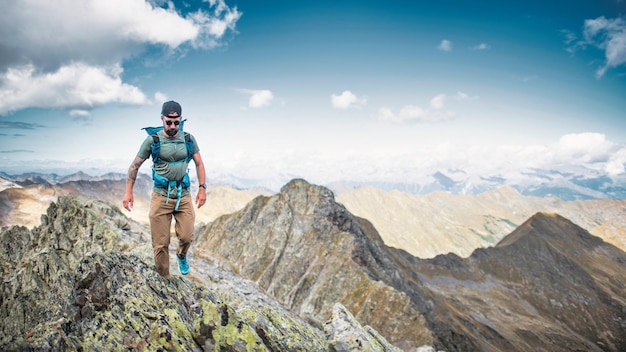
1, 133, 623, 190
0, 0, 241, 115
204, 133, 626, 185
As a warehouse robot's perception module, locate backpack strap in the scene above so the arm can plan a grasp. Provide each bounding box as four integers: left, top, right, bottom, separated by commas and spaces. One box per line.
184, 132, 194, 162
150, 132, 193, 164
150, 134, 161, 163
143, 126, 194, 211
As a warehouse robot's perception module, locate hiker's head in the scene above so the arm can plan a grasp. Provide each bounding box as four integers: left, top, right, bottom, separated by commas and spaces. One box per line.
161, 101, 182, 136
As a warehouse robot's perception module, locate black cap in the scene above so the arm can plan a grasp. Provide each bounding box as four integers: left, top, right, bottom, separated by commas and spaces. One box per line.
161, 101, 182, 117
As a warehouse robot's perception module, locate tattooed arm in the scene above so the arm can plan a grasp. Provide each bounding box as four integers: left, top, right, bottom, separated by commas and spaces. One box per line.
123, 156, 146, 211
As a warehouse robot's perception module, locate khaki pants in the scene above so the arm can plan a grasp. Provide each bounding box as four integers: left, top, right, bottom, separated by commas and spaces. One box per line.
149, 192, 195, 278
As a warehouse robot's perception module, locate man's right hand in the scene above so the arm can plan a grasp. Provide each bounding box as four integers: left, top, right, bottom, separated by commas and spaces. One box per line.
123, 193, 134, 211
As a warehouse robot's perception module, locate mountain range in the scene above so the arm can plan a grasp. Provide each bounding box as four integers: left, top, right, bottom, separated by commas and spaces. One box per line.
207, 165, 626, 201
8, 162, 622, 201
2, 171, 624, 261
337, 185, 626, 258
196, 179, 626, 351
0, 172, 265, 230
2, 178, 624, 351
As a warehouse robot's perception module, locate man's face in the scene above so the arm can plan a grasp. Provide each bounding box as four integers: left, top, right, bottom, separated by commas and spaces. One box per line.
162, 115, 181, 136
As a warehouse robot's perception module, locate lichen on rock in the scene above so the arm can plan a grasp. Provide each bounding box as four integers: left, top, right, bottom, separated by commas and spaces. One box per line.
1, 196, 398, 351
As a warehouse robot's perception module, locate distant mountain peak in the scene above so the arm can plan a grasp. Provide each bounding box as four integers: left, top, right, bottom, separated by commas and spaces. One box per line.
496, 211, 604, 250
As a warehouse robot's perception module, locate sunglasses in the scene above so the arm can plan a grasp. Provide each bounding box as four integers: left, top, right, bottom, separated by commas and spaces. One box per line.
164, 120, 180, 126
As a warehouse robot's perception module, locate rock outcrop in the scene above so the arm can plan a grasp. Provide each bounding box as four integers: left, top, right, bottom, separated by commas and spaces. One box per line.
196, 179, 434, 349
197, 179, 626, 351
0, 196, 400, 351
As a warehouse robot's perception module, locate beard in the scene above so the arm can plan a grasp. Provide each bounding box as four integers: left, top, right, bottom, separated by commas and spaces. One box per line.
165, 128, 177, 137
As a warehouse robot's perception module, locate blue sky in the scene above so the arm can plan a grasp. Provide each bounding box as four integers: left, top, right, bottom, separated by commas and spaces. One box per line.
1, 0, 625, 186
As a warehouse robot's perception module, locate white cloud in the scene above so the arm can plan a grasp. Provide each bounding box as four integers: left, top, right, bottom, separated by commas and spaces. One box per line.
154, 91, 168, 103
1, 0, 240, 69
377, 107, 397, 122
581, 16, 626, 78
197, 133, 626, 189
70, 110, 90, 117
0, 63, 148, 113
430, 94, 446, 109
556, 132, 614, 163
238, 89, 274, 108
438, 39, 453, 51
186, 1, 242, 49
454, 91, 476, 100
472, 43, 491, 50
398, 105, 427, 121
561, 29, 578, 50
378, 92, 474, 123
331, 90, 367, 109
6, 131, 624, 187
0, 0, 241, 114
377, 105, 453, 123
250, 90, 274, 108
605, 148, 626, 175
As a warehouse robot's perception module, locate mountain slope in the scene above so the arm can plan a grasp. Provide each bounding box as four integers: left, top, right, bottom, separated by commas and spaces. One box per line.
337, 185, 626, 258
480, 213, 626, 339
196, 179, 626, 351
0, 196, 401, 351
415, 212, 626, 351
195, 179, 433, 349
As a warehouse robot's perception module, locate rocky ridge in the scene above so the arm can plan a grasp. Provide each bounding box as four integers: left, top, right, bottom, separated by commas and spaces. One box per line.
0, 196, 402, 351
197, 179, 626, 351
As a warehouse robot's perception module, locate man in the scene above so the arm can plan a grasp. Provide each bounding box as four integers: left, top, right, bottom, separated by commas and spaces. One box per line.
123, 100, 207, 281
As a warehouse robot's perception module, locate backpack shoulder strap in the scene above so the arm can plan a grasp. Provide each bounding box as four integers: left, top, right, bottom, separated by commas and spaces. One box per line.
150, 134, 161, 163
184, 132, 194, 162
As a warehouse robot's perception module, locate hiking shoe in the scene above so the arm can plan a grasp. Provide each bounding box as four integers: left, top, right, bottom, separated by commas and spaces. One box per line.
177, 256, 190, 275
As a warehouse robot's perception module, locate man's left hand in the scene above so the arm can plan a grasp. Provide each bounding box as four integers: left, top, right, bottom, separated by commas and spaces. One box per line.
196, 189, 207, 208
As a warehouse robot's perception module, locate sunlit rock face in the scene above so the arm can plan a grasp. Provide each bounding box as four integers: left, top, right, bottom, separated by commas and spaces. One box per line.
0, 196, 401, 352
196, 179, 435, 349
197, 178, 626, 352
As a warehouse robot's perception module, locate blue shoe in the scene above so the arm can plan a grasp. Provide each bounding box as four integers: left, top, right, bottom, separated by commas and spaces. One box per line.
177, 255, 189, 275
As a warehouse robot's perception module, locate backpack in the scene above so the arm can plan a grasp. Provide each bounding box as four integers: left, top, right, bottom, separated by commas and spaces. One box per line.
142, 119, 195, 210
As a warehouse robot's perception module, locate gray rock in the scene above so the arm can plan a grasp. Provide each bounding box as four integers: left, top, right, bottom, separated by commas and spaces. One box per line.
0, 196, 395, 351
325, 303, 402, 352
